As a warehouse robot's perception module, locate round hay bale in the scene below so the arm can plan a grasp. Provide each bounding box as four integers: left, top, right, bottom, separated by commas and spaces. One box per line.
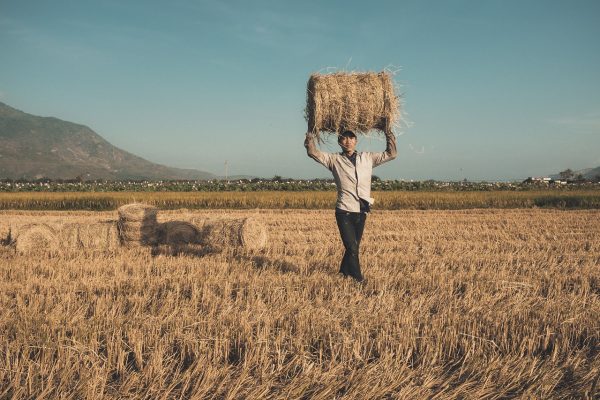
239, 217, 268, 250
189, 217, 209, 230
118, 221, 157, 238
103, 222, 120, 251
57, 222, 120, 254
81, 222, 120, 250
117, 203, 158, 247
117, 203, 158, 222
118, 220, 158, 247
161, 221, 200, 245
197, 217, 268, 252
59, 223, 83, 249
14, 223, 59, 254
305, 71, 400, 137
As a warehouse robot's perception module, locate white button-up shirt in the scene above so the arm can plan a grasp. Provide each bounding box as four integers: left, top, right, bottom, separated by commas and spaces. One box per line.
305, 134, 397, 212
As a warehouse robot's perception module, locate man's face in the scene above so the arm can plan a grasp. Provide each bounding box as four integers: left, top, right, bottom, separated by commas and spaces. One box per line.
338, 135, 357, 152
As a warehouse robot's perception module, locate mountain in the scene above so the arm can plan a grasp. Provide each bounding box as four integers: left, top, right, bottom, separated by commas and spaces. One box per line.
580, 167, 600, 179
550, 166, 600, 180
0, 102, 215, 180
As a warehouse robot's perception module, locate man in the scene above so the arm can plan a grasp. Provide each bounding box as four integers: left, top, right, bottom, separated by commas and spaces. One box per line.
304, 129, 397, 282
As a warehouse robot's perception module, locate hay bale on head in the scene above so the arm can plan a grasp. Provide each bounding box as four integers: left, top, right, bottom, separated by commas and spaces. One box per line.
14, 223, 58, 254
117, 203, 158, 247
305, 71, 400, 137
196, 217, 268, 252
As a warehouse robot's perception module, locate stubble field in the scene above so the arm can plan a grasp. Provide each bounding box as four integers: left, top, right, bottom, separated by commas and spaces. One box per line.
0, 208, 599, 399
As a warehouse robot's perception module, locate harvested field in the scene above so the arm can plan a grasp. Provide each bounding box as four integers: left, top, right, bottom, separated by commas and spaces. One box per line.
0, 209, 599, 399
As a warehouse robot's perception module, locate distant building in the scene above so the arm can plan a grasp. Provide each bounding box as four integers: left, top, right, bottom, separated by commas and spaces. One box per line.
524, 176, 552, 183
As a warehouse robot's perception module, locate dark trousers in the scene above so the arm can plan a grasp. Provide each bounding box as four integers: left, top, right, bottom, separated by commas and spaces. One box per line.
335, 211, 367, 282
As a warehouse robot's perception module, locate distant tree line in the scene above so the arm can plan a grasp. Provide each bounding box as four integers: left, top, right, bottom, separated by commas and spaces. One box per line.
0, 176, 599, 192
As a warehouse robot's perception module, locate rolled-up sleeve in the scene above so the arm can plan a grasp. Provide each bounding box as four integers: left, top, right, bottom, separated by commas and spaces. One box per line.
371, 132, 397, 167
305, 134, 333, 170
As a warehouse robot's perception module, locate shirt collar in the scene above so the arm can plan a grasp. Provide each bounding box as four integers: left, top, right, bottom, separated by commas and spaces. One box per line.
342, 151, 358, 165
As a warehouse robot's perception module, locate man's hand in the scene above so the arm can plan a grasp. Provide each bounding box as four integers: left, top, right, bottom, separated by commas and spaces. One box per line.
304, 132, 316, 148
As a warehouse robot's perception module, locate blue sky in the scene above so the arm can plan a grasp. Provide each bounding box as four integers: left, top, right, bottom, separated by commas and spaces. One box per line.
1, 0, 599, 180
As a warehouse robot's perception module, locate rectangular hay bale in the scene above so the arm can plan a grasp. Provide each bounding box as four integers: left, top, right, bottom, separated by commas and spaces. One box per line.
305, 71, 400, 136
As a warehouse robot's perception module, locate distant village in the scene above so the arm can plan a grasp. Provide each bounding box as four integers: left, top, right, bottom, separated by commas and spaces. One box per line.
523, 177, 567, 185
523, 168, 598, 185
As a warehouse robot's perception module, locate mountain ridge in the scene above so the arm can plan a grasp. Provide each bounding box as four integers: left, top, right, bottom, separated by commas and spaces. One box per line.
549, 166, 600, 180
0, 102, 216, 180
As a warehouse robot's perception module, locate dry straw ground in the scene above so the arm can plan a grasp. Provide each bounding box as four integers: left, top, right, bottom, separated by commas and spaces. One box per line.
0, 209, 599, 399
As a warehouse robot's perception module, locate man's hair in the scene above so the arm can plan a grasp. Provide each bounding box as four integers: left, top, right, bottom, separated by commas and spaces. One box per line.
338, 130, 356, 142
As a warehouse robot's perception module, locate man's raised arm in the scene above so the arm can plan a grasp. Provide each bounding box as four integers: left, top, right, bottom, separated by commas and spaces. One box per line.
304, 133, 333, 170
371, 130, 397, 167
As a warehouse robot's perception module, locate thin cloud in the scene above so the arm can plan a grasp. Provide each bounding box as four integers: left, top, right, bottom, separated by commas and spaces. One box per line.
408, 143, 425, 154
548, 111, 600, 129
184, 1, 329, 51
1, 17, 104, 62
234, 9, 330, 53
